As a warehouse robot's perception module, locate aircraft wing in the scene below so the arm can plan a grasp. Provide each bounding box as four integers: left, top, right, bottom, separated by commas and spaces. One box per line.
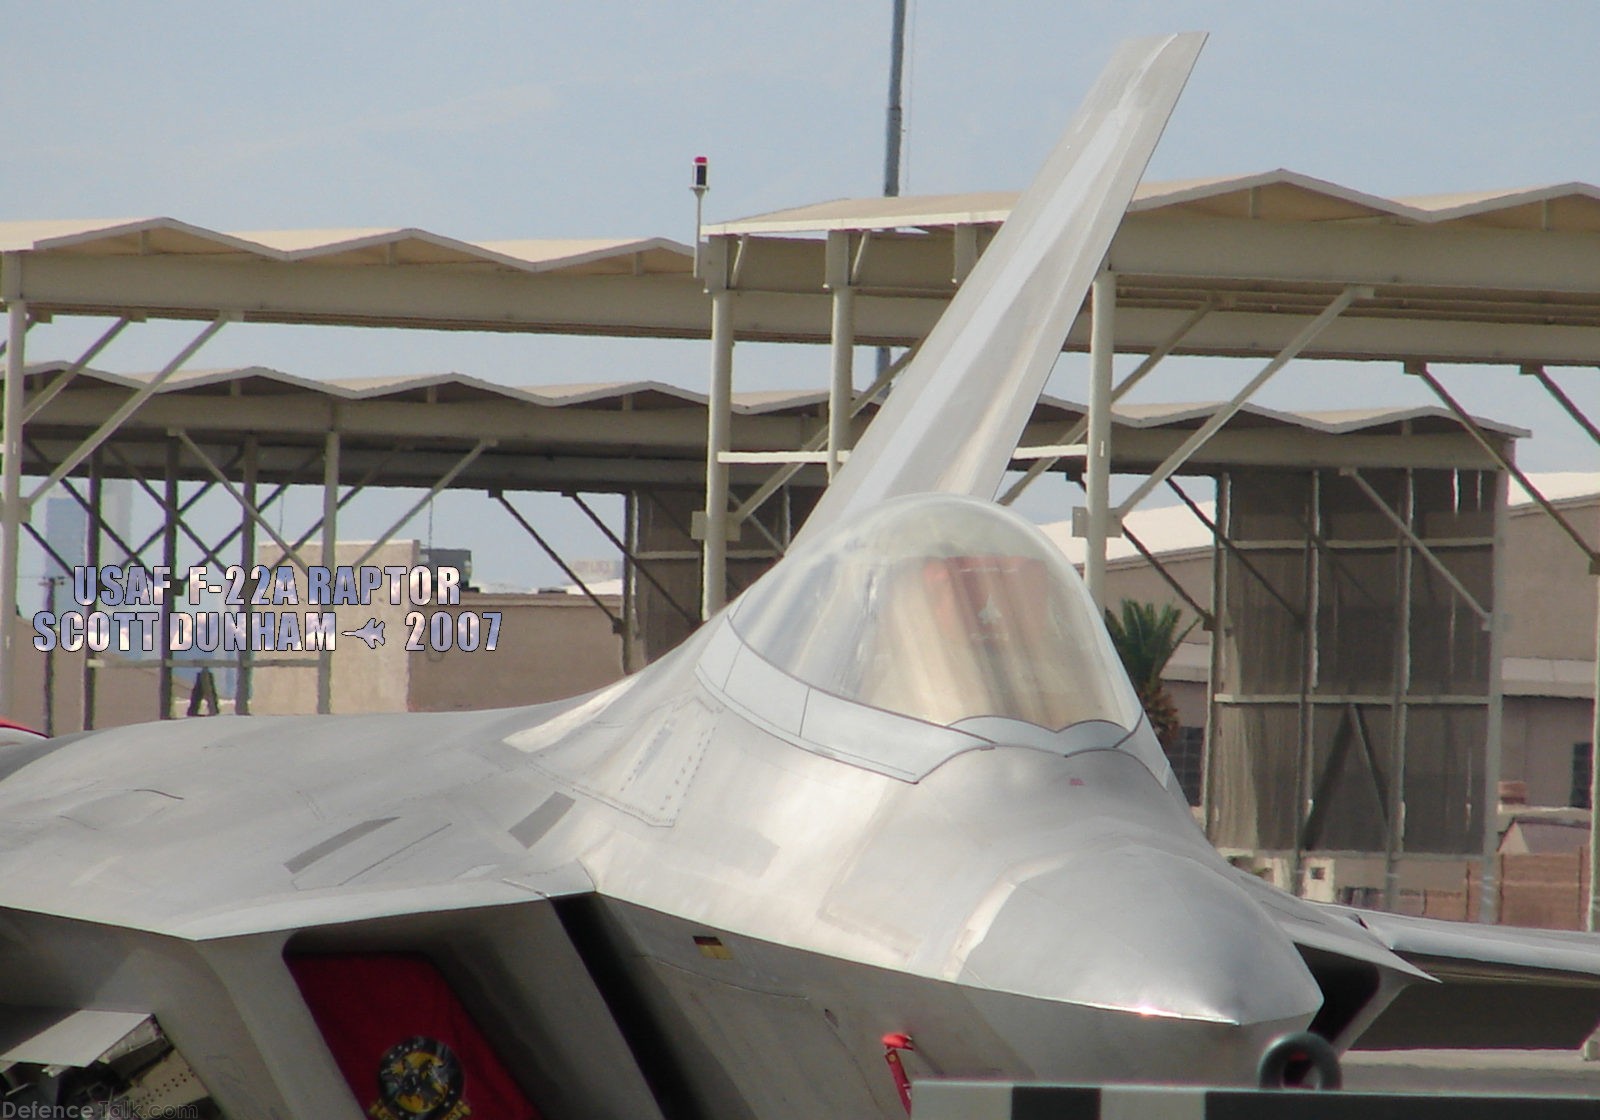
1331, 906, 1600, 1050
795, 31, 1206, 544
1226, 866, 1600, 1050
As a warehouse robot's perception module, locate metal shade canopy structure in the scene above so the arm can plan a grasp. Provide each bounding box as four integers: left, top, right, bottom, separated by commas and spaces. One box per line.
13, 357, 1512, 713
5, 169, 1600, 924
0, 225, 706, 719
702, 172, 1600, 926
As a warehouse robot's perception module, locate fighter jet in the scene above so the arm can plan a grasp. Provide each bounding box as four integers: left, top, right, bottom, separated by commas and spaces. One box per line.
2, 31, 1599, 1120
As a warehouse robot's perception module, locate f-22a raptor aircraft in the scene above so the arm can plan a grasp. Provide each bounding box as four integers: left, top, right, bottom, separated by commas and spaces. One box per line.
4, 31, 1600, 1120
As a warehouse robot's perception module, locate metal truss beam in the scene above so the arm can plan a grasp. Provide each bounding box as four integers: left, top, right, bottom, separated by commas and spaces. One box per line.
349, 439, 493, 570
21, 521, 74, 578
1118, 523, 1215, 631
1169, 480, 1303, 624
1341, 467, 1491, 625
1, 294, 26, 710
493, 494, 622, 631
172, 429, 310, 572
564, 492, 697, 627
14, 216, 1600, 360
1410, 363, 1600, 571
731, 345, 914, 528
21, 317, 131, 424
27, 315, 228, 505
1001, 298, 1214, 506
1114, 286, 1369, 521
260, 446, 406, 572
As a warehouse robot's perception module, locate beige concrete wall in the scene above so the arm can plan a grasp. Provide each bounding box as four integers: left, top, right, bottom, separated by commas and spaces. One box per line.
250, 540, 420, 716
405, 593, 625, 712
9, 616, 162, 732
1166, 679, 1210, 734
1500, 695, 1591, 807
1501, 500, 1600, 663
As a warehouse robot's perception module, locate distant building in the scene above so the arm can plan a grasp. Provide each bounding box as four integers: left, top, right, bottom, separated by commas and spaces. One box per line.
39, 479, 134, 579
1045, 474, 1600, 926
41, 497, 86, 578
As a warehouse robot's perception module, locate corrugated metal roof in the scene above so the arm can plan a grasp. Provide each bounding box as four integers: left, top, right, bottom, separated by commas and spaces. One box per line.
1055, 398, 1527, 438
19, 363, 830, 418
26, 365, 1523, 437
0, 219, 694, 276
708, 170, 1600, 236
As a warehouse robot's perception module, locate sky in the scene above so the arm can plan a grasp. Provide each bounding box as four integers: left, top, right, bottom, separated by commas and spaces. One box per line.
6, 1, 1600, 588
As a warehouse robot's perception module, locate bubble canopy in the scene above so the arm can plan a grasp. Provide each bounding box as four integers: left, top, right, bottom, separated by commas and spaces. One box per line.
730, 494, 1142, 734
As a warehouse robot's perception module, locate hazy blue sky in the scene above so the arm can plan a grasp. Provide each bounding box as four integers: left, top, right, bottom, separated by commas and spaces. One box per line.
7, 3, 1600, 585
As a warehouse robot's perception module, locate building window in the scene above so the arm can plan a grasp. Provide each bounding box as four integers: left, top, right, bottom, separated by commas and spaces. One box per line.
1574, 743, 1593, 810
1166, 726, 1204, 807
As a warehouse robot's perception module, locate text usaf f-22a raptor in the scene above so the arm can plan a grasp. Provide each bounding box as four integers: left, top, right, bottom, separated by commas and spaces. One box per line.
2, 32, 1600, 1120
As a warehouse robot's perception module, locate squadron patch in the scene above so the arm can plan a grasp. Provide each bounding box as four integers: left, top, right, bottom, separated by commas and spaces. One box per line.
369, 1035, 471, 1120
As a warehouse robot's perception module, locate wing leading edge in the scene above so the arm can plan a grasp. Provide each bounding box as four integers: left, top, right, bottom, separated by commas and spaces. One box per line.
1336, 907, 1600, 1050
795, 31, 1206, 545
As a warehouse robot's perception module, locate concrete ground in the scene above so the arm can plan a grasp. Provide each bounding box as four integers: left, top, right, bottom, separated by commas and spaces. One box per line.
1342, 1049, 1600, 1097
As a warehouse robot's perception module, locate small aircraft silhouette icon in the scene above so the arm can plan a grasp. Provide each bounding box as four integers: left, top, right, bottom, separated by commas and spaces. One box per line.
340, 618, 386, 649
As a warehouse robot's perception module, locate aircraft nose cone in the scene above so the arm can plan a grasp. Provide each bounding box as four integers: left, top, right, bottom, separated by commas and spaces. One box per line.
960, 845, 1321, 1027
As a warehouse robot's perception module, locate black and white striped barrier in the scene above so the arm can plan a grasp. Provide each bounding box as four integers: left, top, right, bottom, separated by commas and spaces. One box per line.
910, 1081, 1600, 1119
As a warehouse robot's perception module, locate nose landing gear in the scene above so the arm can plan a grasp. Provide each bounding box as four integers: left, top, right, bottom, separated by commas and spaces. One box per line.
1257, 1030, 1343, 1090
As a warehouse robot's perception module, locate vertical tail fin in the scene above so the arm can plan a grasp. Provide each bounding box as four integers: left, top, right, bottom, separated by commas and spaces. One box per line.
795, 32, 1206, 544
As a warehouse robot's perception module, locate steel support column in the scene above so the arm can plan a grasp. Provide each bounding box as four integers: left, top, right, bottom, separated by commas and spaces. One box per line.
83, 451, 102, 729
1483, 467, 1508, 925
1083, 271, 1116, 608
1202, 475, 1229, 834
317, 429, 340, 715
1001, 298, 1213, 506
622, 491, 638, 674
0, 293, 26, 713
159, 442, 179, 720
702, 257, 735, 619
1290, 473, 1321, 896
1516, 371, 1600, 934
1381, 473, 1414, 912
826, 231, 855, 481
238, 436, 258, 715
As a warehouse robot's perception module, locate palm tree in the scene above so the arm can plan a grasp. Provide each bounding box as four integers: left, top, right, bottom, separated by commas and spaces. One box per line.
1103, 599, 1196, 749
